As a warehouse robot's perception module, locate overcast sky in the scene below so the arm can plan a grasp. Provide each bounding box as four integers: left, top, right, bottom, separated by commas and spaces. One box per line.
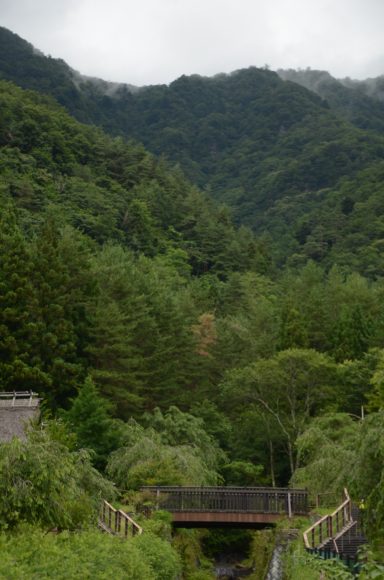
1, 0, 384, 86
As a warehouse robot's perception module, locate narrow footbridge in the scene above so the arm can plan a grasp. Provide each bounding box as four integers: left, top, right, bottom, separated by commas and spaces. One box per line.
142, 486, 308, 527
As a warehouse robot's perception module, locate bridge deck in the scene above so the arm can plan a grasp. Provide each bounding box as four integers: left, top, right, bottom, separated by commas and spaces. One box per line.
142, 486, 308, 526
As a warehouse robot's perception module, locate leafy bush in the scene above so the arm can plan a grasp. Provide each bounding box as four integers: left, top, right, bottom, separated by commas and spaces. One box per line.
0, 527, 153, 579
133, 532, 182, 580
0, 424, 115, 530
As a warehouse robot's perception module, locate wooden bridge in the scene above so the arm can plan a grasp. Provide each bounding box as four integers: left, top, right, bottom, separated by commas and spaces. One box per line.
141, 486, 308, 527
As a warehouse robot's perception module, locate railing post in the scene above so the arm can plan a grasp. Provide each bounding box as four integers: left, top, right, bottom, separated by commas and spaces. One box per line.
287, 492, 292, 518
108, 505, 112, 530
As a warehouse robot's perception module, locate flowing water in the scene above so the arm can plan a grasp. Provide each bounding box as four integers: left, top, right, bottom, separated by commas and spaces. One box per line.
214, 554, 254, 578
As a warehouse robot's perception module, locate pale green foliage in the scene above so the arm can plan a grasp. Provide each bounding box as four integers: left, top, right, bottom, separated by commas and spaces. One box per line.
0, 424, 114, 530
134, 532, 182, 580
140, 509, 173, 540
292, 411, 384, 543
143, 406, 226, 474
359, 546, 384, 577
0, 525, 181, 579
292, 413, 360, 496
350, 411, 384, 540
107, 410, 224, 489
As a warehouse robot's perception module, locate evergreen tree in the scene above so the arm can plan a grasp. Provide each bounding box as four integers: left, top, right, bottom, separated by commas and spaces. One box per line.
86, 245, 150, 416
332, 305, 372, 362
0, 207, 50, 391
30, 219, 83, 407
62, 376, 123, 469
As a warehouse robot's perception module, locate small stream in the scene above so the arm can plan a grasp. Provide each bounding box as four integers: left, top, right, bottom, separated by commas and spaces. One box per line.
215, 567, 253, 578
214, 555, 254, 578
265, 544, 284, 580
211, 529, 294, 579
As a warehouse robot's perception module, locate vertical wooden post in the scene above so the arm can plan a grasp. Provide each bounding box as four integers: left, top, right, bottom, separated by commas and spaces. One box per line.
287, 492, 292, 518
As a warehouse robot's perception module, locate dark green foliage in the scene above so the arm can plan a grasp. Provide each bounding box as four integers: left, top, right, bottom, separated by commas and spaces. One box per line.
0, 78, 258, 276
221, 460, 264, 486
1, 30, 384, 553
0, 207, 50, 392
30, 219, 84, 407
62, 376, 124, 469
331, 305, 372, 362
221, 348, 338, 476
4, 28, 384, 274
201, 528, 253, 560
278, 68, 384, 134
86, 245, 201, 415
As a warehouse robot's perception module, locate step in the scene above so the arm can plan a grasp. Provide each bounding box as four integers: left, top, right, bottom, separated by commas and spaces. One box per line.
97, 520, 115, 535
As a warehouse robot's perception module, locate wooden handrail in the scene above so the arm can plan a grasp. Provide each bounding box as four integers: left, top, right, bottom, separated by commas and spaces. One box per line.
303, 488, 352, 549
100, 500, 142, 537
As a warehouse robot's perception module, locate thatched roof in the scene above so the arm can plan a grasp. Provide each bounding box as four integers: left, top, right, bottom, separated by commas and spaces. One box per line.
0, 392, 40, 441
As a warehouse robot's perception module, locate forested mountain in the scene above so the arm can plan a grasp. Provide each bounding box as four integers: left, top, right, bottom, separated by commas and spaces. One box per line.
1, 26, 384, 574
2, 27, 384, 275
0, 79, 266, 412
1, 73, 384, 486
278, 68, 384, 133
0, 26, 138, 124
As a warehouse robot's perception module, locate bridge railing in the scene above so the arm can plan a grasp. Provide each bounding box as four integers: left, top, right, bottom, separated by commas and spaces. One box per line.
99, 500, 142, 538
303, 488, 352, 549
141, 486, 308, 516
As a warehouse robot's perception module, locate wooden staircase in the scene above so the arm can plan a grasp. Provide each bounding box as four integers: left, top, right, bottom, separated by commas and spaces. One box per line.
303, 489, 366, 569
98, 500, 142, 538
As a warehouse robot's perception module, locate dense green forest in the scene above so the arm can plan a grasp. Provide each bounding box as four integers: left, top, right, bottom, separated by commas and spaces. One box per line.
278, 68, 384, 134
3, 27, 384, 276
0, 26, 384, 578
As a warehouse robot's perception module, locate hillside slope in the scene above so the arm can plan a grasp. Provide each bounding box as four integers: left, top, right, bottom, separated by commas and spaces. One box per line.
278, 68, 384, 133
3, 27, 384, 273
0, 79, 260, 276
